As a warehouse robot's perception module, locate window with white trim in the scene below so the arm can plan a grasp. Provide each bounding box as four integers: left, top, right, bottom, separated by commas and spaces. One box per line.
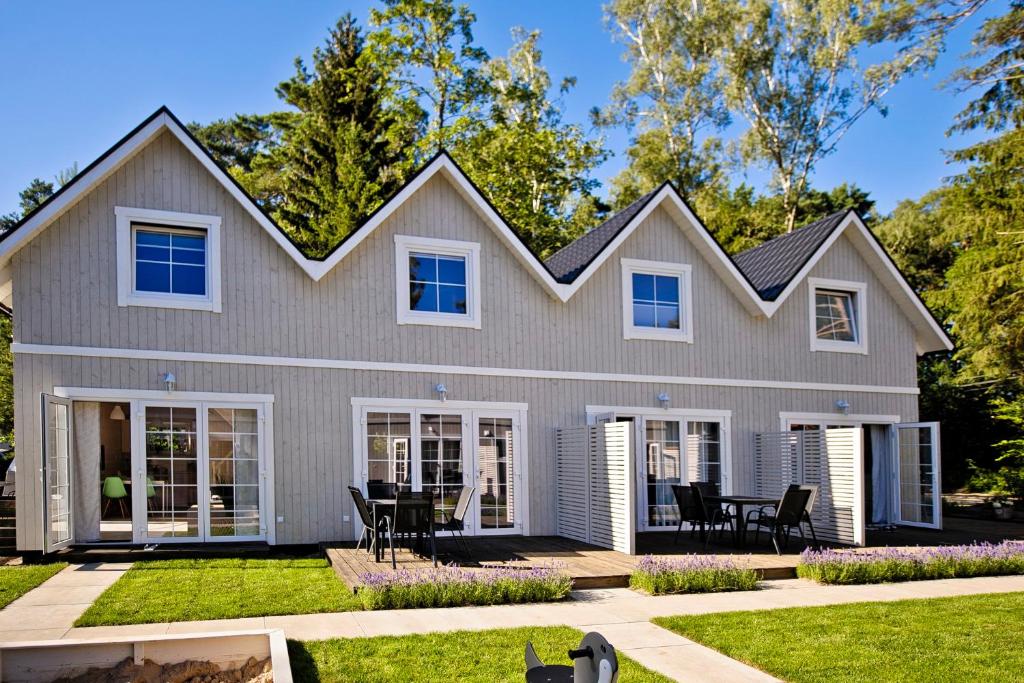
621, 258, 693, 342
395, 235, 481, 328
115, 207, 222, 312
808, 277, 867, 354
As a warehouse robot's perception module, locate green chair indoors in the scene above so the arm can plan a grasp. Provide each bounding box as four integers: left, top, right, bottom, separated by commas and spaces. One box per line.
102, 476, 128, 518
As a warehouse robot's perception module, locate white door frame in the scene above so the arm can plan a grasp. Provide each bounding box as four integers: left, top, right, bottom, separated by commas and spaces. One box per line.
893, 421, 942, 529
41, 394, 75, 553
586, 406, 732, 532
52, 388, 276, 545
351, 398, 530, 538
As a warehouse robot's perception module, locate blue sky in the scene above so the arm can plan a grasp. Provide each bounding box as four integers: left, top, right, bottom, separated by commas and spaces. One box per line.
0, 1, 1005, 219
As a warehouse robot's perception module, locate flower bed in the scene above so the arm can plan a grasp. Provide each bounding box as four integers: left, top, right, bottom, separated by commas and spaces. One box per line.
357, 564, 573, 610
629, 555, 760, 595
797, 541, 1024, 585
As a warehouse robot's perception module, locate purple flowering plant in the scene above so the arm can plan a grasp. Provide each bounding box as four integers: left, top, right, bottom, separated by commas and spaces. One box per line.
357, 563, 572, 610
630, 554, 760, 595
798, 541, 1024, 584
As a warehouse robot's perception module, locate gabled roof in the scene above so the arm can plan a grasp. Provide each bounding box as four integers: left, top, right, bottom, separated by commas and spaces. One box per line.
545, 188, 661, 283
732, 210, 849, 300
0, 106, 952, 353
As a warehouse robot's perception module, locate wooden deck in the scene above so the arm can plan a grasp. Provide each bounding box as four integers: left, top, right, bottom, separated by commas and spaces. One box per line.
326, 533, 804, 591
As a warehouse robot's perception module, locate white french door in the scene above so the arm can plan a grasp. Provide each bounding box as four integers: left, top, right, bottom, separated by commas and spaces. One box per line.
894, 422, 942, 529
42, 394, 74, 552
357, 403, 526, 536
132, 401, 268, 543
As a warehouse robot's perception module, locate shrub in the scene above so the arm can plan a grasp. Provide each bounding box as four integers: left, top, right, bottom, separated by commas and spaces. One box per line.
629, 555, 760, 595
797, 541, 1024, 585
357, 564, 572, 610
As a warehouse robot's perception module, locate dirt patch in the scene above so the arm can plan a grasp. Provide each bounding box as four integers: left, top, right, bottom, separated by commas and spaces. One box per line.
52, 656, 272, 683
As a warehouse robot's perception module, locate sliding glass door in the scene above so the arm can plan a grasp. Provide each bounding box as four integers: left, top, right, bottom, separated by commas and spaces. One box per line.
134, 401, 267, 543
358, 405, 523, 536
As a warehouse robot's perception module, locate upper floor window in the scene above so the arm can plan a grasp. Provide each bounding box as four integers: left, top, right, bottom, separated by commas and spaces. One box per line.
808, 277, 867, 354
115, 207, 222, 312
621, 258, 693, 343
395, 235, 481, 328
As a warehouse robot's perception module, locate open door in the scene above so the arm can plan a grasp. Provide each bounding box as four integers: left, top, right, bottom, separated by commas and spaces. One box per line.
894, 422, 941, 529
42, 394, 74, 552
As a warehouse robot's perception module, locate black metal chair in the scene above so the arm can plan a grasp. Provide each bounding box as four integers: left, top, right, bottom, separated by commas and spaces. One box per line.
690, 482, 734, 549
745, 485, 818, 554
387, 491, 437, 568
436, 485, 475, 557
670, 484, 701, 544
349, 486, 387, 556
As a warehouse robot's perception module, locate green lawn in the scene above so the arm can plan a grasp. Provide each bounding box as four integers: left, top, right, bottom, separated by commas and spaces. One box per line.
288, 626, 672, 683
655, 591, 1024, 682
0, 563, 66, 608
75, 558, 360, 626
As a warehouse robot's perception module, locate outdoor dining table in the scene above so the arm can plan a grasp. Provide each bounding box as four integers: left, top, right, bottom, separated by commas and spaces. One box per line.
366, 496, 434, 562
705, 494, 778, 549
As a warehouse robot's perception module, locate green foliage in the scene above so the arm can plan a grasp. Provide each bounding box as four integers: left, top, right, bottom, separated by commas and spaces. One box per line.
75, 558, 359, 626
602, 0, 732, 206
289, 626, 673, 683
655, 592, 1024, 682
990, 397, 1024, 500
0, 563, 66, 609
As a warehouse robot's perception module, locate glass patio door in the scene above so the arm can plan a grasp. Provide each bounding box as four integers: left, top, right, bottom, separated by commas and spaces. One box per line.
641, 418, 683, 529
42, 395, 74, 552
134, 402, 266, 543
474, 413, 520, 535
894, 422, 942, 529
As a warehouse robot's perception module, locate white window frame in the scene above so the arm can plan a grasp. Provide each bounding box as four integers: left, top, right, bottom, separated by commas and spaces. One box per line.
115, 206, 222, 312
394, 234, 481, 329
621, 258, 693, 343
808, 277, 867, 355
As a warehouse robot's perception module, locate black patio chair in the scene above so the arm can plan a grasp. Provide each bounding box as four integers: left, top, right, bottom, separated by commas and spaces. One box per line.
690, 482, 734, 549
387, 491, 437, 569
670, 484, 701, 544
436, 485, 475, 557
745, 485, 818, 554
349, 486, 387, 556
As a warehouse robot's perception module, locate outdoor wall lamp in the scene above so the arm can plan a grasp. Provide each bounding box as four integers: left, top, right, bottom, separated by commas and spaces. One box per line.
657, 392, 671, 409
162, 372, 177, 393
835, 399, 851, 415
435, 383, 448, 402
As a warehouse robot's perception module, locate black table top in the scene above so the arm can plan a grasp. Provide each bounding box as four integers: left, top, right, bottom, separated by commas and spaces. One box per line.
706, 494, 777, 505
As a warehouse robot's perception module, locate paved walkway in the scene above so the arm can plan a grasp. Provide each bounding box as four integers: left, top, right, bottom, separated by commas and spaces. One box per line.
0, 563, 130, 642
3, 569, 1024, 682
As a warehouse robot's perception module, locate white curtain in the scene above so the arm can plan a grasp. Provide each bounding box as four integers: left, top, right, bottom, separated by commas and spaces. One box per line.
73, 402, 102, 542
870, 425, 892, 524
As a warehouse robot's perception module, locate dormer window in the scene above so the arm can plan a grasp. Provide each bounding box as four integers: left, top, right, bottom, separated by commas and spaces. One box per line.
809, 277, 867, 354
115, 207, 222, 312
621, 258, 693, 343
395, 235, 481, 328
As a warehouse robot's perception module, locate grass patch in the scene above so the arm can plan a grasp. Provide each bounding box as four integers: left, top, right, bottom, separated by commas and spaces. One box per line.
797, 541, 1024, 584
358, 565, 572, 610
629, 555, 759, 595
655, 592, 1024, 682
0, 563, 66, 608
75, 558, 359, 626
288, 625, 673, 682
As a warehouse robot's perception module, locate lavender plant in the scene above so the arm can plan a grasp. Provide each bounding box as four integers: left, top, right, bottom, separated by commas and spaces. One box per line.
798, 541, 1024, 584
357, 564, 573, 610
629, 555, 760, 595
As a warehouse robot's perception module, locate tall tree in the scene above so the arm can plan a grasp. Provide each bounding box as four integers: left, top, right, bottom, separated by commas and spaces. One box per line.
719, 0, 982, 232
368, 0, 489, 155
268, 14, 420, 255
602, 0, 732, 207
454, 28, 608, 256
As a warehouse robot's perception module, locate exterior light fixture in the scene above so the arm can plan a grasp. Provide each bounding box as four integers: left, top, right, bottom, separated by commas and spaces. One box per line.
435, 383, 448, 402
657, 392, 671, 409
109, 405, 126, 421
835, 399, 851, 416
162, 372, 177, 393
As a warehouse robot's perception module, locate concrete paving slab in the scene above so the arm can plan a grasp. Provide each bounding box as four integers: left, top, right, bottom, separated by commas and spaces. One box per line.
265, 612, 364, 641
165, 617, 268, 634
63, 623, 171, 640
14, 584, 111, 607
623, 641, 780, 683
0, 628, 69, 642
0, 604, 93, 631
